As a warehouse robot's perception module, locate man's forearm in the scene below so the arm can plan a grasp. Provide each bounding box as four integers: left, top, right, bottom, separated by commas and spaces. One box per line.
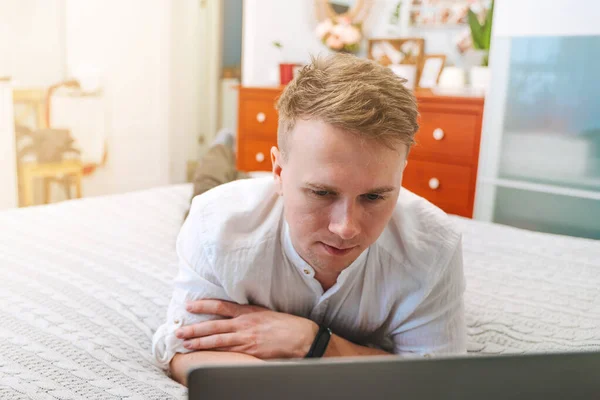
169, 303, 391, 386
323, 333, 391, 357
170, 352, 263, 386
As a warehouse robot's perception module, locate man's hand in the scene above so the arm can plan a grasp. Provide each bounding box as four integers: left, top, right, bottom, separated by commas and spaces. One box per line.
175, 300, 319, 359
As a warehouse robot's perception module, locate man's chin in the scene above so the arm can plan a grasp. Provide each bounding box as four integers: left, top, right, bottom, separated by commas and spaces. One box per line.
313, 252, 360, 271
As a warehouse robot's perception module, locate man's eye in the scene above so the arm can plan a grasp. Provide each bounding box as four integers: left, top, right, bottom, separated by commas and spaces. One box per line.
364, 193, 384, 201
312, 190, 330, 197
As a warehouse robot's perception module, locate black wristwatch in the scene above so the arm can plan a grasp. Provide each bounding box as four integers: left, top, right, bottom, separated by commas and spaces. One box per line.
305, 325, 332, 358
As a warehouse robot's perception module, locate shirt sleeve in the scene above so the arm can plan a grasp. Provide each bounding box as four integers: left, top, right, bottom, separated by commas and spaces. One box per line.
390, 237, 467, 357
151, 217, 232, 370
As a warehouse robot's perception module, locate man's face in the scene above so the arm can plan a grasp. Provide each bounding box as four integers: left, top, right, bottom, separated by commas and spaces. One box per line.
272, 119, 408, 274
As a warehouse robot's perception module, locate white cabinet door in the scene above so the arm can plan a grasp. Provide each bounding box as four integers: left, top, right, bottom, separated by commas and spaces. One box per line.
475, 0, 600, 239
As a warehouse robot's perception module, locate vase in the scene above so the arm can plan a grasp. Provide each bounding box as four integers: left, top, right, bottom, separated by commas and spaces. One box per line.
438, 67, 466, 89
279, 63, 298, 86
388, 65, 417, 90
470, 66, 491, 93
464, 49, 488, 69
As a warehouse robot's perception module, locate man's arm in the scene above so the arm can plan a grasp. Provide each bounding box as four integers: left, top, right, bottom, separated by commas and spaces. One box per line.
170, 321, 389, 386
170, 352, 262, 386
170, 332, 389, 386
324, 334, 391, 357
391, 239, 466, 355
152, 206, 246, 372
174, 300, 391, 366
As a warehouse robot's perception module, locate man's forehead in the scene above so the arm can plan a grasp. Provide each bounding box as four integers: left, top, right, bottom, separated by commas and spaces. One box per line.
298, 154, 404, 193
289, 120, 408, 162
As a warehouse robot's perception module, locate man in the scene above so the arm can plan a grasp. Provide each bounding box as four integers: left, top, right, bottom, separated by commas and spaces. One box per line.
152, 54, 466, 386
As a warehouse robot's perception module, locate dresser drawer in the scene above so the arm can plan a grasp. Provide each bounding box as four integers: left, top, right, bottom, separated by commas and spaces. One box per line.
412, 111, 479, 165
403, 160, 473, 217
237, 139, 274, 172
239, 97, 279, 139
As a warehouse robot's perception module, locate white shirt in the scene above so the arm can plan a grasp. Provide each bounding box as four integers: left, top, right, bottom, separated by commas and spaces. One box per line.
152, 177, 466, 369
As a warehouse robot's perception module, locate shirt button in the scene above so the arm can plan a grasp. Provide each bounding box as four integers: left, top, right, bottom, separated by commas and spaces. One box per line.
174, 319, 180, 324
303, 269, 311, 275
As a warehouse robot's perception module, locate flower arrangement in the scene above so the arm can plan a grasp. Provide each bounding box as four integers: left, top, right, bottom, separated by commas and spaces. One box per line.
316, 17, 362, 53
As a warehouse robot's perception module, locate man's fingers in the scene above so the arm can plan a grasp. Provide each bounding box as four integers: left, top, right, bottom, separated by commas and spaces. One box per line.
175, 319, 234, 340
182, 333, 242, 351
186, 299, 245, 317
185, 299, 241, 317
185, 299, 266, 317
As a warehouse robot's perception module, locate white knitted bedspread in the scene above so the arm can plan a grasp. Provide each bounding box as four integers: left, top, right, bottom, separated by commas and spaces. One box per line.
0, 184, 599, 399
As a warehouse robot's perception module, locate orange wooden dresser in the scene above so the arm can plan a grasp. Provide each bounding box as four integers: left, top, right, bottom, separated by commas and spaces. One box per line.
236, 86, 484, 218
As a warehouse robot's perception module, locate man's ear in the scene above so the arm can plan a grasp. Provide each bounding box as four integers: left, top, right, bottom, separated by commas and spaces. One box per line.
271, 146, 283, 195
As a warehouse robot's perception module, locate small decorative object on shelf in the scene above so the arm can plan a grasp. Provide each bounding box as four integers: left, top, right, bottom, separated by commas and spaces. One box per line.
367, 37, 425, 89
419, 54, 446, 89
409, 0, 490, 28
314, 0, 373, 53
465, 0, 494, 92
386, 1, 403, 35
438, 66, 466, 91
273, 41, 302, 86
467, 0, 494, 67
316, 17, 363, 53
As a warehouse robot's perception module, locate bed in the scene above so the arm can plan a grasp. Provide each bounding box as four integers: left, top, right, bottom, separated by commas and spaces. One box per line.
0, 184, 599, 399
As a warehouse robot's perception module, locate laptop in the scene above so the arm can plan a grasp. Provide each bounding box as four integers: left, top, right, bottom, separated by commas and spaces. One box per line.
188, 351, 600, 400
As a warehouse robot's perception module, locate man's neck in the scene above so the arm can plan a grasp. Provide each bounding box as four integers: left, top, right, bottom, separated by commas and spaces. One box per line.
314, 270, 340, 292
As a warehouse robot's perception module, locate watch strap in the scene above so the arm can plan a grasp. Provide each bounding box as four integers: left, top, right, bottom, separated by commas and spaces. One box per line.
305, 325, 332, 358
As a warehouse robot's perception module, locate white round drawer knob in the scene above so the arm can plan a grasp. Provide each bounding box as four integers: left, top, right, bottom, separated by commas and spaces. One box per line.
433, 128, 445, 141
256, 112, 266, 123
428, 178, 440, 190
255, 152, 265, 162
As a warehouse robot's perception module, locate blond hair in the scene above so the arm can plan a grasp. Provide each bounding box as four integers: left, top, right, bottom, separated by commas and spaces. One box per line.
276, 53, 419, 158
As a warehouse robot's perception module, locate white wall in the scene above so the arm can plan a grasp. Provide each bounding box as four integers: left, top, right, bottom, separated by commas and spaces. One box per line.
0, 0, 66, 86
494, 0, 600, 37
0, 85, 17, 209
64, 0, 173, 195
169, 0, 204, 183
242, 0, 334, 86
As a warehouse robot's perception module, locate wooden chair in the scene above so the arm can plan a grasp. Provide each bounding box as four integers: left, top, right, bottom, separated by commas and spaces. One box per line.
13, 88, 84, 206
20, 160, 83, 206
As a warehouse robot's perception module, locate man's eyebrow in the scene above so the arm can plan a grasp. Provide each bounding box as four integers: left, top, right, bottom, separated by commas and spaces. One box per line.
303, 182, 396, 194
367, 186, 396, 194
304, 182, 338, 192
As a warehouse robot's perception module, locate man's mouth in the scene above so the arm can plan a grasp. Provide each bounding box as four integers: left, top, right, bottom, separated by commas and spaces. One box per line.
320, 242, 356, 256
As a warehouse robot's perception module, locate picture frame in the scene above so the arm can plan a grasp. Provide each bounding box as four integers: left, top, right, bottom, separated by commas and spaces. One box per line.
367, 38, 425, 66
367, 38, 426, 84
418, 54, 447, 89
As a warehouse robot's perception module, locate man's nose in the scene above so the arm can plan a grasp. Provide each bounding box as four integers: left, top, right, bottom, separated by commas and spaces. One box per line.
329, 200, 360, 240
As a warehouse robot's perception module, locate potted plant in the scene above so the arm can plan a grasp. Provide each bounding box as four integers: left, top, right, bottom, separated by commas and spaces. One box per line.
467, 0, 494, 92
